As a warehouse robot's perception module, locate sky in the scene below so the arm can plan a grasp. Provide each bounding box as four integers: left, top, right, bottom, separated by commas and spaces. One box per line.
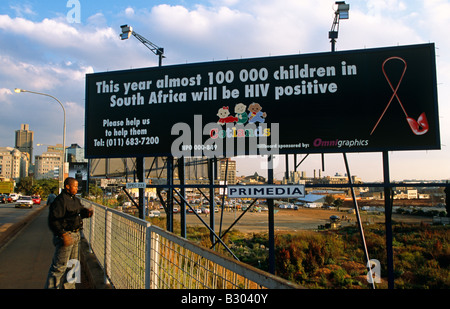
0, 0, 449, 182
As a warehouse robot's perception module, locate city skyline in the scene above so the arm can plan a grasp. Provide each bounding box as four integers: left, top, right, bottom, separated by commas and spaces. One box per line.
0, 0, 449, 183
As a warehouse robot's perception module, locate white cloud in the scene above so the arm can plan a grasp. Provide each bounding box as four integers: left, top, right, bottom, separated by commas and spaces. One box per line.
125, 7, 135, 17
0, 88, 13, 104
0, 1, 448, 180
366, 0, 407, 15
0, 13, 155, 71
9, 4, 36, 17
86, 12, 107, 27
147, 1, 333, 62
0, 54, 91, 93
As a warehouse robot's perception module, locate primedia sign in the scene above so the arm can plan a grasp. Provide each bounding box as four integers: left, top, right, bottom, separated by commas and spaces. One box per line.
228, 185, 305, 199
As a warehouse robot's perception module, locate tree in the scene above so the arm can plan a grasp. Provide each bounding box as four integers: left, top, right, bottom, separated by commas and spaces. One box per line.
89, 184, 103, 198
324, 195, 335, 206
31, 184, 44, 196
117, 193, 127, 205
36, 178, 59, 198
16, 176, 33, 195
333, 198, 343, 210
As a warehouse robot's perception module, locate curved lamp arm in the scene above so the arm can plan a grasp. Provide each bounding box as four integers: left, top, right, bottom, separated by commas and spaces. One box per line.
14, 88, 66, 190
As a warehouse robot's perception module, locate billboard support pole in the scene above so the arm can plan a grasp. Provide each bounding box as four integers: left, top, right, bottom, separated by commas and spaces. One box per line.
178, 157, 186, 238
268, 155, 275, 274
285, 154, 289, 183
209, 158, 216, 246
383, 151, 395, 289
137, 157, 145, 219
343, 153, 375, 289
167, 157, 174, 232
219, 159, 229, 237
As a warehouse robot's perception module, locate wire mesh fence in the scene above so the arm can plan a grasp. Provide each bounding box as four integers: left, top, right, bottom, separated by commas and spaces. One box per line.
81, 199, 301, 289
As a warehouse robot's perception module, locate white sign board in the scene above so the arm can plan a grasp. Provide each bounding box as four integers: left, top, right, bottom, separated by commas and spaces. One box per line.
126, 182, 146, 189
228, 185, 305, 198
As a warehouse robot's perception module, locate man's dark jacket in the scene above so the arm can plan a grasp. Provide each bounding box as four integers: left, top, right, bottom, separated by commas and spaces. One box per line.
48, 190, 91, 237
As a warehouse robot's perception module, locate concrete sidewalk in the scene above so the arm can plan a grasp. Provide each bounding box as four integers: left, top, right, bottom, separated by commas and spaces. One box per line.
0, 205, 53, 289
0, 204, 107, 289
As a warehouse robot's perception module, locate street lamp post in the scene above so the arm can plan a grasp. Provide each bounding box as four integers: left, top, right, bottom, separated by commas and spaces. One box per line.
119, 25, 165, 220
120, 24, 165, 67
329, 1, 350, 52
14, 88, 66, 191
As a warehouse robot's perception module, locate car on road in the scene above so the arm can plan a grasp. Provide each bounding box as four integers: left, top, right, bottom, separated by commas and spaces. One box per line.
31, 195, 41, 205
0, 195, 6, 203
9, 193, 19, 202
15, 196, 33, 208
329, 215, 341, 222
148, 210, 161, 218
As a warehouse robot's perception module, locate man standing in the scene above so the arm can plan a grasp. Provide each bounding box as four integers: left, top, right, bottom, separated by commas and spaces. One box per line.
45, 177, 93, 289
47, 190, 57, 206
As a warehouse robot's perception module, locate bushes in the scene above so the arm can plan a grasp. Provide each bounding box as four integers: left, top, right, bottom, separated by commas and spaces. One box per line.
236, 224, 449, 289
272, 231, 368, 288
150, 215, 449, 289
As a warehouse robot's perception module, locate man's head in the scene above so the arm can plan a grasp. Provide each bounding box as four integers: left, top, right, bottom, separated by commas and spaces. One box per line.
64, 177, 79, 195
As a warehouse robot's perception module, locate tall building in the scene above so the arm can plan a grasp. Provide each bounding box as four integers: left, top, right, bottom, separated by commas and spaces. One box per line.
218, 158, 237, 184
66, 143, 88, 163
0, 147, 29, 181
15, 124, 34, 163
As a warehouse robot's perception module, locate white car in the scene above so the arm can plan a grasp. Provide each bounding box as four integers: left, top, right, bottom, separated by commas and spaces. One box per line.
148, 210, 161, 218
9, 193, 19, 202
15, 196, 33, 208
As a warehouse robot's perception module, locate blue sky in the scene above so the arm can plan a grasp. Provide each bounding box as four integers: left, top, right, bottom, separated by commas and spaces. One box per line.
0, 0, 449, 182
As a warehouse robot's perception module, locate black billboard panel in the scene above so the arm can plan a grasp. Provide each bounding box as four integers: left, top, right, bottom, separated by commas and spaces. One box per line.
85, 43, 439, 158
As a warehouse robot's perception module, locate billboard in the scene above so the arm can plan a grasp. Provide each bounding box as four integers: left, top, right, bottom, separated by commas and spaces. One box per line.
68, 162, 88, 195
85, 43, 439, 159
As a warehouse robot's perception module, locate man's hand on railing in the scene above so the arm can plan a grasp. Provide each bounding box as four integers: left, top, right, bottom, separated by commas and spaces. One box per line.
86, 208, 94, 218
81, 207, 94, 218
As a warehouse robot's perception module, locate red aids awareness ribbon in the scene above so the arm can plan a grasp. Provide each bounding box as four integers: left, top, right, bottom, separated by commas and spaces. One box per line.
370, 57, 429, 136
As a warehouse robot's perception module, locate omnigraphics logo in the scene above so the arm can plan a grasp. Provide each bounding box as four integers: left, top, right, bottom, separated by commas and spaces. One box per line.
66, 0, 81, 24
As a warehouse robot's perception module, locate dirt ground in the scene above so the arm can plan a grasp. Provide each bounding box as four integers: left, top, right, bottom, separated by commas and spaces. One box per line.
180, 207, 433, 233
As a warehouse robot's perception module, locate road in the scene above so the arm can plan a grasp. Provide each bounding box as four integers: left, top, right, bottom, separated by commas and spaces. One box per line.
0, 202, 47, 243
0, 202, 52, 289
0, 202, 29, 227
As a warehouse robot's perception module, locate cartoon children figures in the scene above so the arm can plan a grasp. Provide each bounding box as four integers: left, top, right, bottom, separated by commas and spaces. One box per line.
234, 103, 248, 124
217, 102, 267, 125
247, 102, 266, 123
217, 106, 238, 125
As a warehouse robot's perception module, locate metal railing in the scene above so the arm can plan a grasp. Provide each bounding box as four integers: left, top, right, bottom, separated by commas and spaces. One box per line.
81, 199, 301, 289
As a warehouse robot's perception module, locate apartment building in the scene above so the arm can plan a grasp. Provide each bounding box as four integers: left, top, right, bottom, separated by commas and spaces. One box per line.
34, 144, 65, 180
0, 147, 29, 181
217, 158, 237, 184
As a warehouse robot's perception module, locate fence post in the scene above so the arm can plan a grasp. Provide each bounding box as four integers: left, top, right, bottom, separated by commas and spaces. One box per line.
150, 228, 160, 289
88, 201, 93, 253
145, 223, 151, 289
104, 208, 112, 285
